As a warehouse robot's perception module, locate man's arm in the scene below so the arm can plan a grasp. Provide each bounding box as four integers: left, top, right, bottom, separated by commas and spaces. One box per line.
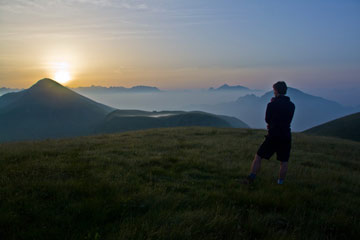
289, 103, 295, 122
265, 103, 272, 126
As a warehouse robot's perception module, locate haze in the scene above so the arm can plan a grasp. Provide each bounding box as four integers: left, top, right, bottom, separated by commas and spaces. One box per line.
1, 0, 360, 105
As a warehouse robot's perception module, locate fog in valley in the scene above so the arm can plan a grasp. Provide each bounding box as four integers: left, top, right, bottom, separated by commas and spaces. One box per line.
74, 89, 264, 112
72, 86, 360, 132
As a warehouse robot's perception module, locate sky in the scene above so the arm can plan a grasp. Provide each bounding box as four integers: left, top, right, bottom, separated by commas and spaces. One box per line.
0, 0, 360, 104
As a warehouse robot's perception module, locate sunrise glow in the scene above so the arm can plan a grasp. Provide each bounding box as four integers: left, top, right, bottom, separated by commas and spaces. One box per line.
52, 62, 71, 84
54, 70, 71, 84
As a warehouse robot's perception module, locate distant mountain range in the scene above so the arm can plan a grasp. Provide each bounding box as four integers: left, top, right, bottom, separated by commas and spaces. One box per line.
304, 112, 360, 141
0, 79, 247, 142
73, 85, 161, 94
187, 87, 360, 131
209, 84, 250, 91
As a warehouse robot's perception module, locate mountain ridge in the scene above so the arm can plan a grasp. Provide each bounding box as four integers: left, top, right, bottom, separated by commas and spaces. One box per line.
96, 110, 249, 133
209, 84, 250, 91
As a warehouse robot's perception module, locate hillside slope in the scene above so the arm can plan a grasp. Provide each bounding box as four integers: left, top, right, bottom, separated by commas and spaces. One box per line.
96, 110, 249, 133
0, 78, 114, 141
0, 127, 359, 240
304, 112, 360, 141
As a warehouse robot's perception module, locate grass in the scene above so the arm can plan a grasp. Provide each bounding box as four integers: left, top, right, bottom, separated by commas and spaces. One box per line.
0, 127, 359, 240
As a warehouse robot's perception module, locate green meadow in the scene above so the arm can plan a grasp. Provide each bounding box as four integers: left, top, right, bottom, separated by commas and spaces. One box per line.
0, 127, 359, 240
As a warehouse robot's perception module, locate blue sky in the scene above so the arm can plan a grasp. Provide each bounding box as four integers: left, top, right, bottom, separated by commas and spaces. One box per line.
0, 0, 359, 104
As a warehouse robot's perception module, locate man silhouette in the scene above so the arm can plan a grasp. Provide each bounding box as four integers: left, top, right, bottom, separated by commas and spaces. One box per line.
244, 81, 295, 185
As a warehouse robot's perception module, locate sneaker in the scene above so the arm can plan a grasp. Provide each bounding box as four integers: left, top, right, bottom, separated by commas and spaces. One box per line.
242, 175, 255, 185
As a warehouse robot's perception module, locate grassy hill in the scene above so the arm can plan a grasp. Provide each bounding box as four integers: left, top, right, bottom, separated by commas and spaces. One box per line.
304, 112, 360, 141
0, 127, 359, 239
97, 110, 249, 133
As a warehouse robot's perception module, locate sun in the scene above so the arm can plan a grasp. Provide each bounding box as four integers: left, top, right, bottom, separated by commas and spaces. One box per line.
54, 70, 71, 84
52, 62, 71, 84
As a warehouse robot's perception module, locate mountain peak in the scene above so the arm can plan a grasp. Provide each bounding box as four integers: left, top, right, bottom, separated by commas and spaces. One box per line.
216, 84, 249, 91
209, 84, 250, 91
32, 78, 62, 88
28, 78, 69, 95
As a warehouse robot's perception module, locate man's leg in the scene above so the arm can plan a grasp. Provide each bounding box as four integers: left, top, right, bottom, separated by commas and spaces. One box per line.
243, 154, 262, 184
278, 161, 288, 184
244, 136, 273, 184
251, 154, 262, 175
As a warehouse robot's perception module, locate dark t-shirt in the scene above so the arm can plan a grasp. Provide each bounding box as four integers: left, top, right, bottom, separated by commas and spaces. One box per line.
265, 95, 295, 139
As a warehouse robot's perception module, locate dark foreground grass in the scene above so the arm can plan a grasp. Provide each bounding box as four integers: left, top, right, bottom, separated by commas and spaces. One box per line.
0, 127, 359, 240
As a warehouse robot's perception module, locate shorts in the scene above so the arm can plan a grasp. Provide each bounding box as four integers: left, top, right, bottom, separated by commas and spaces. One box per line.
257, 135, 291, 162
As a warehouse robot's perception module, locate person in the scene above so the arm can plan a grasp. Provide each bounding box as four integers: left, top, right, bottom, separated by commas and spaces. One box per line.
244, 81, 295, 185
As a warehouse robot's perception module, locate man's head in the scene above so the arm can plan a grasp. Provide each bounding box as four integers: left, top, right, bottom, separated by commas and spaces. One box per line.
273, 81, 287, 96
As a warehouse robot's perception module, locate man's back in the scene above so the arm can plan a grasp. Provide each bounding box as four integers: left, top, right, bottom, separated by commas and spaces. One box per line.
266, 95, 295, 138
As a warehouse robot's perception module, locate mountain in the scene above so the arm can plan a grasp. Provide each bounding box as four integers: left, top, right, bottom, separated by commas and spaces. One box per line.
0, 78, 114, 141
73, 85, 161, 94
96, 110, 249, 133
304, 112, 360, 141
209, 84, 250, 91
187, 87, 357, 131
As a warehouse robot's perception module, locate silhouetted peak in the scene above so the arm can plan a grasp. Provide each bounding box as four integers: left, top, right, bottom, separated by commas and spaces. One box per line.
28, 78, 69, 93
25, 78, 74, 98
212, 84, 249, 91
32, 78, 62, 88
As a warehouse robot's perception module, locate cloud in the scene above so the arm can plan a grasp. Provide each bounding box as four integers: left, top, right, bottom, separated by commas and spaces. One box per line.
0, 0, 237, 41
0, 0, 149, 13
72, 0, 149, 9
122, 3, 148, 10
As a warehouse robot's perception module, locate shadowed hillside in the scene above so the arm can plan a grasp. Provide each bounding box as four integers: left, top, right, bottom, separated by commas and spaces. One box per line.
96, 110, 249, 133
0, 127, 359, 239
0, 78, 114, 141
304, 112, 360, 141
